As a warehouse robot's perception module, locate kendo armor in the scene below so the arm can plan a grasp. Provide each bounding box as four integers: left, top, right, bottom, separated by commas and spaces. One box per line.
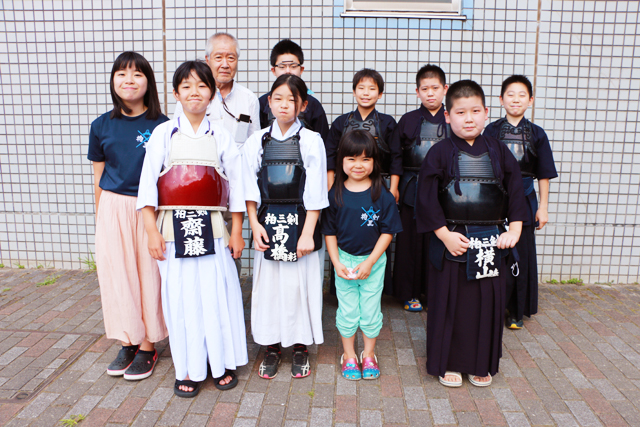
402, 118, 449, 171
438, 151, 508, 225
257, 127, 322, 250
258, 130, 306, 204
342, 111, 391, 173
157, 129, 229, 211
496, 118, 537, 178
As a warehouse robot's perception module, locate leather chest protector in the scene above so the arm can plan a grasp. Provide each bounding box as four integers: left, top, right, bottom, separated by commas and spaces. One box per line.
342, 111, 391, 172
257, 127, 322, 254
258, 130, 306, 203
157, 130, 229, 211
438, 151, 508, 225
402, 118, 449, 171
497, 119, 537, 178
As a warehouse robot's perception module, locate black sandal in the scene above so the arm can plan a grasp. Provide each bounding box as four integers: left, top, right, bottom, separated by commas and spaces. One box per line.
174, 379, 201, 398
214, 370, 238, 391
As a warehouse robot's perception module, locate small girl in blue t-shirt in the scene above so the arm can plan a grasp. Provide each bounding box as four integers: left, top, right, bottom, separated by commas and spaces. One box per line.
322, 129, 402, 380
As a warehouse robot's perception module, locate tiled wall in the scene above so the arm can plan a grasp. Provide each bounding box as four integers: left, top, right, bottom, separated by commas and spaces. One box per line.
1, 0, 638, 284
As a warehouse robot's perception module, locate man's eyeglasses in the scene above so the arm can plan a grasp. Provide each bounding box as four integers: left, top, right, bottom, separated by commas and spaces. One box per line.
275, 62, 301, 70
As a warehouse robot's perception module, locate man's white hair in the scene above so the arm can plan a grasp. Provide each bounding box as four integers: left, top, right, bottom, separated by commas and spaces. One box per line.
205, 32, 241, 58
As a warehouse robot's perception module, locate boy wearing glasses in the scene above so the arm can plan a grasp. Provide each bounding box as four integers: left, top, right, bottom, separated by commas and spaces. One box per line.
258, 39, 330, 140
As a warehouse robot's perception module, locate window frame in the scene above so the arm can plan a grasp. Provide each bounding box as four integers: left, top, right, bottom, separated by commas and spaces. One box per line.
341, 0, 466, 20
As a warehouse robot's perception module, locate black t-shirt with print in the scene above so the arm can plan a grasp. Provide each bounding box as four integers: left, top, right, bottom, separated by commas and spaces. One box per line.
322, 185, 402, 256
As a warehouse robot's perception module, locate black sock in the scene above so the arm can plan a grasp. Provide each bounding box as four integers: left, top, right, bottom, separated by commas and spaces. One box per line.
137, 349, 155, 355
123, 345, 138, 351
267, 344, 281, 353
293, 344, 307, 352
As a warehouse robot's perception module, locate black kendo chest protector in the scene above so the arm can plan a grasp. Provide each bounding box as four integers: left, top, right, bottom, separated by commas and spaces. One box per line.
497, 118, 537, 178
402, 118, 449, 171
438, 151, 508, 225
258, 129, 305, 203
257, 127, 321, 255
342, 111, 391, 173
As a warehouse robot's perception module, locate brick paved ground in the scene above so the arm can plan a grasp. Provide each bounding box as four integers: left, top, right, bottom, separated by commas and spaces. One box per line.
0, 268, 639, 426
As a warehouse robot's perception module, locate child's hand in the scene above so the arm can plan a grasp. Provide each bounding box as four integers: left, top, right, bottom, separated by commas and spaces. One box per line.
352, 259, 374, 280
228, 232, 245, 259
442, 232, 470, 256
497, 229, 520, 249
251, 224, 270, 252
297, 234, 315, 259
535, 208, 548, 230
148, 230, 166, 261
333, 262, 352, 280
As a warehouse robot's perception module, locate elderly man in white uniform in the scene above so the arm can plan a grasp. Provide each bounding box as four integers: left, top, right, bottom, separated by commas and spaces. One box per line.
174, 32, 260, 274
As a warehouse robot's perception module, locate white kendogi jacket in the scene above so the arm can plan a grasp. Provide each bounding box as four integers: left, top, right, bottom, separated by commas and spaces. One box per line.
136, 113, 248, 382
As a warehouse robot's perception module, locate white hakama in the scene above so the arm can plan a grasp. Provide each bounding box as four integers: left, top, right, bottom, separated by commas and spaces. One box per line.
251, 250, 324, 347
159, 240, 247, 381
243, 120, 329, 347
138, 114, 248, 381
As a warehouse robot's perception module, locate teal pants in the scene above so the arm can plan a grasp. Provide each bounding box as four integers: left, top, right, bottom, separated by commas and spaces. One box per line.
335, 248, 386, 338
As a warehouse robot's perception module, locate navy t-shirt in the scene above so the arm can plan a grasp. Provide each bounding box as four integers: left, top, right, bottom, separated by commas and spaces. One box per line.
87, 110, 169, 196
322, 185, 402, 256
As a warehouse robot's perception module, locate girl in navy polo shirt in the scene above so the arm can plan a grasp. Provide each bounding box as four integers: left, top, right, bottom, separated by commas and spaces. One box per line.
322, 130, 402, 380
87, 52, 168, 380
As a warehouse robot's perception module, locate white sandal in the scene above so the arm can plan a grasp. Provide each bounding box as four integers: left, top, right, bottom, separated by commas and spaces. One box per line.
438, 371, 462, 387
468, 373, 492, 387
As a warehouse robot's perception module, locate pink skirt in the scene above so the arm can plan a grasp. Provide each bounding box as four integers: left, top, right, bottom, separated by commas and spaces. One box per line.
95, 190, 168, 344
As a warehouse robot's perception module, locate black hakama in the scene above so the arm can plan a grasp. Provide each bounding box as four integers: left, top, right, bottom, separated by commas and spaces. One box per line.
416, 134, 528, 378
427, 260, 506, 377
505, 224, 538, 319
484, 118, 557, 322
392, 106, 448, 303
392, 205, 430, 302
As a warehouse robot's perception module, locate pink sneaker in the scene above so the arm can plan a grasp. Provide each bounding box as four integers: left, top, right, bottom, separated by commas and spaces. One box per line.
341, 354, 361, 380
360, 352, 380, 379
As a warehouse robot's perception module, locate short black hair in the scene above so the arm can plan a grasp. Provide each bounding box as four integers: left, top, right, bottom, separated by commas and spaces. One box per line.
110, 51, 163, 120
416, 64, 446, 87
500, 74, 533, 98
270, 74, 308, 105
172, 60, 216, 100
352, 68, 384, 93
445, 80, 486, 112
270, 39, 304, 67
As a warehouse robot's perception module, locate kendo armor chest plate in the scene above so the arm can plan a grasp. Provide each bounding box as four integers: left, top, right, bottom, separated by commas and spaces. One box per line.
402, 118, 449, 171
438, 151, 508, 225
498, 119, 537, 178
258, 130, 306, 204
342, 111, 392, 172
157, 131, 229, 210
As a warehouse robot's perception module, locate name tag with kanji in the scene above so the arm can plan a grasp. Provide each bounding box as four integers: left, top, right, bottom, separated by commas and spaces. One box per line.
172, 210, 215, 258
466, 226, 500, 281
261, 205, 299, 262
